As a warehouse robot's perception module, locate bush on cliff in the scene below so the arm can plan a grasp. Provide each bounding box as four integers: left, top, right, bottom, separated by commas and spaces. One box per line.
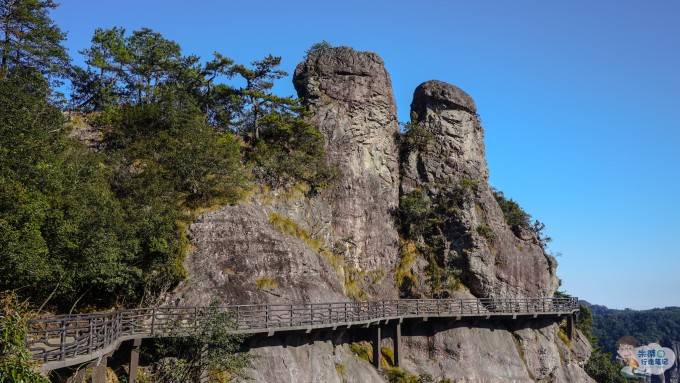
492, 188, 551, 247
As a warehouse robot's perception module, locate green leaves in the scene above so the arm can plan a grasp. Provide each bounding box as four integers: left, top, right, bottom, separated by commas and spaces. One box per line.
0, 293, 48, 383
0, 0, 69, 80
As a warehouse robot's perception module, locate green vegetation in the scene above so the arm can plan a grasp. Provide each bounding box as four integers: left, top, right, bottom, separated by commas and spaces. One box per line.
384, 368, 452, 383
305, 40, 333, 57
584, 349, 627, 383
1, 1, 333, 312
476, 224, 494, 241
396, 184, 474, 297
399, 121, 434, 160
0, 293, 48, 383
0, 0, 68, 80
570, 298, 629, 383
589, 304, 680, 356
492, 188, 551, 247
349, 341, 373, 363
143, 306, 248, 382
1, 1, 336, 379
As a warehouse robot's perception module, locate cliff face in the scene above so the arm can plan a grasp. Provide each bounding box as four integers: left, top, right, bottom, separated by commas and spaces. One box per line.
176, 47, 592, 382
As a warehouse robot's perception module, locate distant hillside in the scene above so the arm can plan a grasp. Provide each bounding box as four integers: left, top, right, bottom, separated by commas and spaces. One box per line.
582, 301, 680, 354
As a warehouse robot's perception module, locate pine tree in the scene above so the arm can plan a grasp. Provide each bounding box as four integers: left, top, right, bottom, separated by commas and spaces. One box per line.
0, 0, 68, 79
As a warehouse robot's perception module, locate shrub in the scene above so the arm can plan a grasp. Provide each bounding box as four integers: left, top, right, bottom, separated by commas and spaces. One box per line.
400, 122, 434, 159
476, 224, 494, 241
492, 189, 532, 232
492, 188, 551, 247
0, 293, 48, 383
144, 305, 248, 382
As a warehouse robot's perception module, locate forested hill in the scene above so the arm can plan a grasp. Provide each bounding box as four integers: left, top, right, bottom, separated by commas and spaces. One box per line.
583, 301, 680, 354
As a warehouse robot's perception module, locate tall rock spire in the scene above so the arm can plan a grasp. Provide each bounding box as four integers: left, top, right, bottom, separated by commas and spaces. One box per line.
294, 47, 400, 283
402, 80, 558, 298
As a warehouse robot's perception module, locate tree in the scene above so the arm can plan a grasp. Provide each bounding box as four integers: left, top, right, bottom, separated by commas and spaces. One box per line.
73, 27, 188, 108
0, 0, 68, 79
230, 55, 289, 141
0, 69, 143, 309
584, 349, 627, 383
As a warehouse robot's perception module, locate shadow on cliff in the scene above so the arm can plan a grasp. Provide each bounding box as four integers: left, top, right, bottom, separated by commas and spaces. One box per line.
240, 315, 562, 352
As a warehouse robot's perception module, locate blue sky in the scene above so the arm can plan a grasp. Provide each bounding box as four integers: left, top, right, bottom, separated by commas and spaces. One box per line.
52, 0, 680, 310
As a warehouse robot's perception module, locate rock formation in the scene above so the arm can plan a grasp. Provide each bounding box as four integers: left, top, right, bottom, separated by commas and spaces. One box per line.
293, 47, 401, 279
175, 47, 593, 382
401, 80, 559, 298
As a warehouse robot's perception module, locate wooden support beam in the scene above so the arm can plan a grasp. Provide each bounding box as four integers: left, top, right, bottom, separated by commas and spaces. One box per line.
567, 314, 575, 340
373, 325, 382, 370
128, 338, 142, 383
92, 356, 108, 383
393, 322, 402, 367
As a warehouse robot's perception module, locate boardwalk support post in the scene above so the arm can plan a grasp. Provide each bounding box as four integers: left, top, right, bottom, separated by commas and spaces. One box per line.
128, 338, 142, 383
373, 325, 381, 370
93, 356, 108, 383
393, 321, 401, 367
567, 314, 575, 340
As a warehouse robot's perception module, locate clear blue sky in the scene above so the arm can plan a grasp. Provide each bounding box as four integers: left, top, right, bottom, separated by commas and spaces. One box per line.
52, 0, 680, 310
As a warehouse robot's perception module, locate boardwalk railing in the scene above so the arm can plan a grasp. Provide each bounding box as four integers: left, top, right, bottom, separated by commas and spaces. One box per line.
27, 297, 579, 370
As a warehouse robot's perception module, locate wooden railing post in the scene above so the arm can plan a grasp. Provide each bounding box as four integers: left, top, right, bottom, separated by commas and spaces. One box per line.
290, 304, 294, 327
236, 306, 240, 330
60, 319, 66, 361
88, 317, 94, 354
150, 308, 156, 336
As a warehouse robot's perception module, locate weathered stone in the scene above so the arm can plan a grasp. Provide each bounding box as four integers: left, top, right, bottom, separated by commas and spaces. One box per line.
242, 332, 384, 383
172, 205, 345, 305
402, 80, 559, 298
293, 47, 400, 288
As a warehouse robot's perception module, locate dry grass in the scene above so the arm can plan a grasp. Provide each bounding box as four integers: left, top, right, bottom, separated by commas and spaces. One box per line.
349, 341, 373, 363
268, 212, 371, 299
395, 240, 418, 291
255, 277, 278, 290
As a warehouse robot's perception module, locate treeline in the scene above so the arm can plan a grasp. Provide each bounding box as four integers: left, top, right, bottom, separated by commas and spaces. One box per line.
589, 304, 680, 355
0, 0, 333, 313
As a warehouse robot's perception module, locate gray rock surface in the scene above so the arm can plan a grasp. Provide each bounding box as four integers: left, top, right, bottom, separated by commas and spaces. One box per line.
400, 319, 594, 383
243, 332, 384, 383
172, 204, 345, 305
402, 80, 559, 298
293, 47, 400, 290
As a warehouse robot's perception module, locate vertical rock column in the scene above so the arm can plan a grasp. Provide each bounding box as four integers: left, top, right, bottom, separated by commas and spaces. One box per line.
402, 80, 558, 298
294, 47, 400, 293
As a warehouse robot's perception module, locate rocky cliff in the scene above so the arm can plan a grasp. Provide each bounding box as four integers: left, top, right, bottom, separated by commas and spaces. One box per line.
174, 46, 593, 382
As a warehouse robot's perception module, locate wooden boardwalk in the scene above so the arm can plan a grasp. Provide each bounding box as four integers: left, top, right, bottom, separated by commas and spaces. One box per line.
27, 297, 580, 375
